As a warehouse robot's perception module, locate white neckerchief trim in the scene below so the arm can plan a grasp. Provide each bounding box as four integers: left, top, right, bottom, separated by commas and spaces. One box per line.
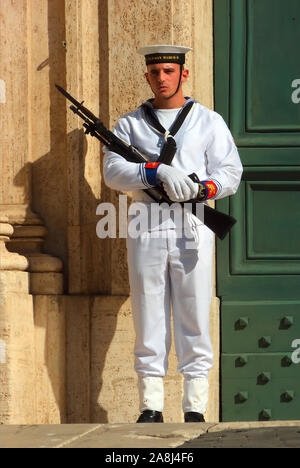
142, 101, 195, 137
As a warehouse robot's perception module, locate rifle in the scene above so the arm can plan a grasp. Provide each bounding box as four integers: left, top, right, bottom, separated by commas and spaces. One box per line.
55, 84, 236, 240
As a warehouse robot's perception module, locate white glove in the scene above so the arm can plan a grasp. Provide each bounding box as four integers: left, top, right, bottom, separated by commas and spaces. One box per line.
156, 164, 199, 202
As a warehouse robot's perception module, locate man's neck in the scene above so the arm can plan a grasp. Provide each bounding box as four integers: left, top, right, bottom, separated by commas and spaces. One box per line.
152, 92, 187, 109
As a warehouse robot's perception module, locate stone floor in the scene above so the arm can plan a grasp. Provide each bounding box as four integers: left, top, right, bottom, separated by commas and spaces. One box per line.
180, 425, 300, 448
1, 421, 300, 448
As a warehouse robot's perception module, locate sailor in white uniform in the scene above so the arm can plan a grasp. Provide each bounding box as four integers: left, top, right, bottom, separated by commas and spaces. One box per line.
103, 45, 243, 423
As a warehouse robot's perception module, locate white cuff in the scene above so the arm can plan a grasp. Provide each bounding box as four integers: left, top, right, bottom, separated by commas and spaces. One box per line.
182, 377, 209, 414
138, 376, 164, 412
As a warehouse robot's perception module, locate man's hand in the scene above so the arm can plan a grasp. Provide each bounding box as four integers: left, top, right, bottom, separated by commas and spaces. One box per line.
156, 164, 199, 202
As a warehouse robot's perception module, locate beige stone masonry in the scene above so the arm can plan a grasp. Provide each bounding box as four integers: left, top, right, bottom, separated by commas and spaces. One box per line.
0, 0, 64, 295
34, 296, 66, 424
0, 0, 219, 425
0, 215, 29, 272
0, 294, 66, 424
0, 271, 30, 295
2, 206, 64, 295
0, 293, 35, 424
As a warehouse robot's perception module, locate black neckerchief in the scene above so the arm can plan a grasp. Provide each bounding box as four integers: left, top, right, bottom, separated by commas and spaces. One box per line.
142, 100, 194, 165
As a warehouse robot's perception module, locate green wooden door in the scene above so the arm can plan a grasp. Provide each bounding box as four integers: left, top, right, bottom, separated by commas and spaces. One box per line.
214, 0, 300, 421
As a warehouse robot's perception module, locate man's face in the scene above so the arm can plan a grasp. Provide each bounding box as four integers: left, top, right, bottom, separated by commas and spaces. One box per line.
145, 63, 188, 99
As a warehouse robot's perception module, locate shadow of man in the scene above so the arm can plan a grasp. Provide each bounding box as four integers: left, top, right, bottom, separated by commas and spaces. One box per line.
11, 125, 130, 423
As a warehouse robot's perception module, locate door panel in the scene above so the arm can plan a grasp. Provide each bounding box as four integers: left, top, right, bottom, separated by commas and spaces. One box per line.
230, 0, 300, 145
214, 0, 300, 421
222, 301, 300, 354
246, 0, 300, 131
222, 353, 298, 421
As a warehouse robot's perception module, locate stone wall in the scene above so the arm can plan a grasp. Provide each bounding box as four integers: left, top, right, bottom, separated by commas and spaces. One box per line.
0, 0, 218, 424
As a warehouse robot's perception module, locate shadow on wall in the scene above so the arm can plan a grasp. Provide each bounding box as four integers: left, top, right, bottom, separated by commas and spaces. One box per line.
12, 128, 131, 423
66, 294, 132, 424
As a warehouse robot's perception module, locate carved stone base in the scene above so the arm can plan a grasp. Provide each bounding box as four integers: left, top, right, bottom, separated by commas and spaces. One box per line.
0, 208, 64, 294
0, 216, 29, 272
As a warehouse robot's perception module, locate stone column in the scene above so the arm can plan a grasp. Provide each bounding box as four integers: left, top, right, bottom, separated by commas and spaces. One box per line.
0, 0, 63, 294
0, 0, 66, 424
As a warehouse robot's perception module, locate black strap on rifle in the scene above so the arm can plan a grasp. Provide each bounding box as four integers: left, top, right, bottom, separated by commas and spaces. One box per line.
142, 101, 194, 166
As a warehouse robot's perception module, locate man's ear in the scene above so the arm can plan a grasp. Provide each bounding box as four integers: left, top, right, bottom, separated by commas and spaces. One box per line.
144, 72, 150, 84
181, 68, 189, 83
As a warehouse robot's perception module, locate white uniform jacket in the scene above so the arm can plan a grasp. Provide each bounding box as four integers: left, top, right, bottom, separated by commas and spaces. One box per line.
103, 98, 243, 229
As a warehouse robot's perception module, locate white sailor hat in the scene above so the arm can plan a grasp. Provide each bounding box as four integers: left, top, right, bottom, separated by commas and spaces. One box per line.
138, 44, 192, 66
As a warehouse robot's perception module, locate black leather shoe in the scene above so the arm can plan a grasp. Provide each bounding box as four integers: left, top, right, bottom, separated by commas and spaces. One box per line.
136, 410, 163, 423
184, 412, 205, 422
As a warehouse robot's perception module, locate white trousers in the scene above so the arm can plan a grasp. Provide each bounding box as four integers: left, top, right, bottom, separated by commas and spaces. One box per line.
126, 224, 214, 413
